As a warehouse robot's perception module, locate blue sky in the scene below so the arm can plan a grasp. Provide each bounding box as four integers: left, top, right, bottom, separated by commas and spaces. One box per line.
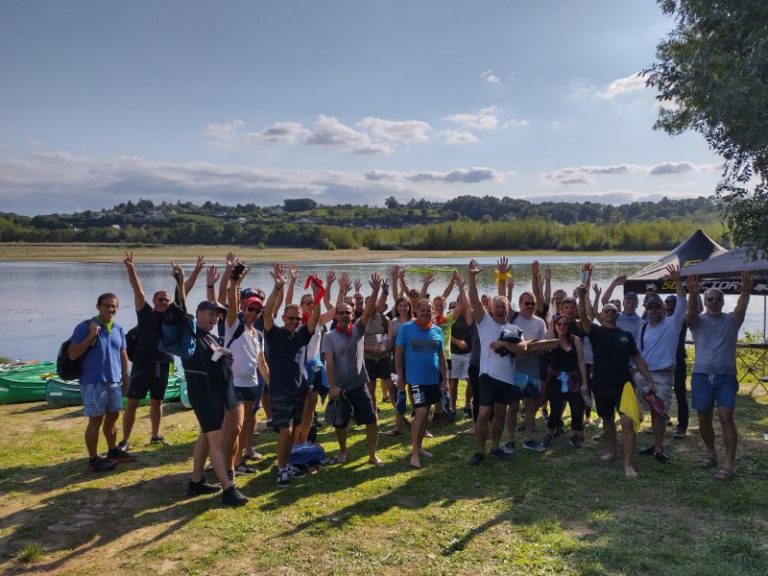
0, 1, 722, 215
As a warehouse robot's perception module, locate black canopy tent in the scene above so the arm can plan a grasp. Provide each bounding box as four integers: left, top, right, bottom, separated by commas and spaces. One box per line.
624, 229, 727, 295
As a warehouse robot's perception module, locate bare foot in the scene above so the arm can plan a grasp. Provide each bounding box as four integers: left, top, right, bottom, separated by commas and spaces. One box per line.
409, 455, 422, 469
335, 452, 348, 464
600, 451, 618, 462
624, 466, 638, 478
369, 455, 384, 466
419, 449, 433, 458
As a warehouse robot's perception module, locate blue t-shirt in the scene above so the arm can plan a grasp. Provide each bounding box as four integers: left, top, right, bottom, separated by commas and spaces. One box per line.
72, 319, 126, 385
395, 321, 443, 386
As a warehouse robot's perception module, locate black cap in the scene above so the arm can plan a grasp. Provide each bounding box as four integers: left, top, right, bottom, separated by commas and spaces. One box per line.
196, 300, 227, 313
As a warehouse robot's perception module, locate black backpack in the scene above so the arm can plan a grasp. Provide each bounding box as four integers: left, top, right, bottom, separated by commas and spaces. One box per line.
125, 326, 140, 362
56, 339, 83, 381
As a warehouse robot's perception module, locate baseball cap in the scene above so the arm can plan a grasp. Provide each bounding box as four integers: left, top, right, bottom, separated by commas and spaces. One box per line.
197, 300, 227, 313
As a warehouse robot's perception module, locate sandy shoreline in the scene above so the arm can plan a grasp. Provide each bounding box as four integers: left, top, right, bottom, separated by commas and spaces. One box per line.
0, 243, 659, 263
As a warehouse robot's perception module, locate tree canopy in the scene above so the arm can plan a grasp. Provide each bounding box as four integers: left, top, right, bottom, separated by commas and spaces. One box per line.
644, 0, 768, 251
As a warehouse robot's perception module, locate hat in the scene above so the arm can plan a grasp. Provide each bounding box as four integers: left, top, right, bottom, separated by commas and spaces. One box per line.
644, 293, 663, 307
664, 294, 677, 303
197, 300, 227, 313
624, 292, 639, 302
242, 295, 264, 310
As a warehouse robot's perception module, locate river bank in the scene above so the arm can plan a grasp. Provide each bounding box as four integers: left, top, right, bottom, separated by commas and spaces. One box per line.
0, 243, 661, 263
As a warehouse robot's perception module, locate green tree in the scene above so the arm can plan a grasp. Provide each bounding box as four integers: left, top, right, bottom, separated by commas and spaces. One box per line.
644, 0, 768, 251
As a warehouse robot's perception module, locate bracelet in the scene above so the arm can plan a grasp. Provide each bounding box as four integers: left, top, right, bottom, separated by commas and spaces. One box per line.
206, 285, 214, 288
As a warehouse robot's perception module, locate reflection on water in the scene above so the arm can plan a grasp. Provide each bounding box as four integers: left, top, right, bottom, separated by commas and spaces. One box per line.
0, 255, 763, 361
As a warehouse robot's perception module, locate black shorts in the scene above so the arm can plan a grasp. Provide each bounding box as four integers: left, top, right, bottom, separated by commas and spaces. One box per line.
127, 361, 171, 401
594, 386, 624, 420
186, 376, 237, 434
478, 374, 519, 407
408, 383, 441, 409
270, 388, 308, 431
234, 386, 258, 403
333, 384, 377, 428
364, 357, 392, 380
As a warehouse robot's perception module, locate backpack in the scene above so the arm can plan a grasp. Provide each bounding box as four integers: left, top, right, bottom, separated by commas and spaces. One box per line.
56, 339, 83, 381
158, 303, 197, 360
125, 326, 140, 362
289, 442, 325, 467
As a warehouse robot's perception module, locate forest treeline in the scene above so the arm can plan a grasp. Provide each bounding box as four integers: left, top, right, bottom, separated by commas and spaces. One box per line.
0, 195, 727, 251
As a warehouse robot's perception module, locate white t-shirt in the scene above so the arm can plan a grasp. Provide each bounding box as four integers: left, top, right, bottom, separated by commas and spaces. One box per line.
477, 314, 518, 384
225, 317, 263, 388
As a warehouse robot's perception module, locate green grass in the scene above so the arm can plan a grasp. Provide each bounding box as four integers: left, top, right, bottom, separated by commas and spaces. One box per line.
0, 383, 767, 576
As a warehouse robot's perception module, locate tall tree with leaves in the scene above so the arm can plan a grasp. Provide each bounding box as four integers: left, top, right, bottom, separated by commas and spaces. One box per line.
644, 0, 768, 251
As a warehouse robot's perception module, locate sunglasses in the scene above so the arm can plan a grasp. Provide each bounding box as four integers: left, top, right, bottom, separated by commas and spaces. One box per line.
284, 316, 300, 321
301, 300, 314, 305
521, 301, 536, 307
706, 298, 724, 303
337, 311, 352, 316
646, 303, 662, 309
556, 322, 569, 327
603, 309, 618, 315
246, 306, 261, 313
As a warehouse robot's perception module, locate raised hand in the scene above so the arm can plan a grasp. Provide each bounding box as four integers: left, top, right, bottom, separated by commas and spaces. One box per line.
369, 272, 382, 291
171, 261, 184, 282
468, 259, 482, 277
544, 267, 552, 281
340, 272, 351, 293
576, 284, 588, 298
225, 252, 236, 271
289, 263, 298, 282
452, 269, 465, 289
685, 274, 700, 294
353, 277, 363, 293
741, 270, 754, 293
392, 264, 401, 279
206, 265, 220, 286
614, 274, 627, 285
193, 255, 206, 274
593, 283, 602, 298
326, 269, 336, 286
123, 250, 134, 269
497, 257, 510, 274
665, 263, 680, 282
424, 272, 434, 286
271, 263, 286, 288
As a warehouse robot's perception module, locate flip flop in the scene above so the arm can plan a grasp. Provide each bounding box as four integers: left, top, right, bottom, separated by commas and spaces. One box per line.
697, 456, 719, 469
383, 429, 404, 436
713, 467, 735, 480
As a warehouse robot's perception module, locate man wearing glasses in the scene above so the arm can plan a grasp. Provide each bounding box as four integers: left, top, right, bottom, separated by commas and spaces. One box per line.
686, 271, 753, 480
263, 263, 320, 487
634, 265, 686, 464
119, 252, 175, 450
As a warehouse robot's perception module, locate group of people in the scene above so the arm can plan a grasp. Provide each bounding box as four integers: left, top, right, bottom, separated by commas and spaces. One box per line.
67, 253, 753, 506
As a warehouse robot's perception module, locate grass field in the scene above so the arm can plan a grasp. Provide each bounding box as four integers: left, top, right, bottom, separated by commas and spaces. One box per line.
1, 380, 767, 576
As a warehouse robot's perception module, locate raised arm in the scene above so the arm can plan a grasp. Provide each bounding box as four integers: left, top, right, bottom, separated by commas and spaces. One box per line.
685, 274, 700, 327
337, 272, 351, 309
171, 261, 186, 310
601, 274, 625, 306
205, 265, 219, 303
226, 261, 249, 328
263, 263, 285, 332
285, 264, 298, 306
419, 273, 433, 299
306, 283, 322, 334
391, 265, 401, 302
455, 269, 474, 327
184, 255, 206, 295
324, 270, 336, 311
359, 273, 382, 327
576, 284, 592, 335
218, 252, 236, 305
441, 272, 456, 300
541, 266, 552, 315
734, 271, 753, 327
123, 251, 146, 311
467, 259, 485, 324
589, 283, 602, 322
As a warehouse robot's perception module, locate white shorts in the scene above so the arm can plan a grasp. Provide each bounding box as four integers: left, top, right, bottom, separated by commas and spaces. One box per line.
450, 353, 470, 380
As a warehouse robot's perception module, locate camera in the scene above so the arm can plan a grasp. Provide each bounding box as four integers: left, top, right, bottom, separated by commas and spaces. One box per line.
231, 262, 245, 280
495, 328, 523, 357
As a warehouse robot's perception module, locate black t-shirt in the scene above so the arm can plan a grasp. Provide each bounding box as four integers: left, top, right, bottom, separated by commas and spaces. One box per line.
181, 329, 232, 388
264, 324, 312, 395
588, 323, 638, 391
450, 315, 473, 355
134, 302, 172, 364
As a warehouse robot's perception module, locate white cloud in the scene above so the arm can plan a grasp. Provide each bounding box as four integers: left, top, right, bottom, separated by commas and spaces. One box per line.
245, 121, 308, 143
0, 150, 504, 214
523, 190, 706, 205
202, 119, 246, 148
305, 114, 392, 155
502, 119, 530, 129
596, 73, 646, 99
542, 162, 721, 186
444, 106, 500, 131
481, 69, 500, 84
355, 117, 431, 145
440, 130, 479, 144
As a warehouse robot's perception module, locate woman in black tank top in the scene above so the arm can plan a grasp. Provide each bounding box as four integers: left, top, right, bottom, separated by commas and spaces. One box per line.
543, 317, 588, 448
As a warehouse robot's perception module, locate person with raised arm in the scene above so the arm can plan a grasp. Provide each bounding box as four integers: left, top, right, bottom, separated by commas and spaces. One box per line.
263, 263, 320, 487
323, 273, 384, 465
466, 259, 527, 465
686, 271, 752, 479
119, 252, 175, 451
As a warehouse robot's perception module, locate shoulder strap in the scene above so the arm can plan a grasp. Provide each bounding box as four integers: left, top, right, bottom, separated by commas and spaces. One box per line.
639, 321, 648, 351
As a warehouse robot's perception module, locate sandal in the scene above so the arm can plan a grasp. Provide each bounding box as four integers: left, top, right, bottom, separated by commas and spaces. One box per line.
713, 467, 735, 480
697, 456, 719, 469
383, 429, 405, 436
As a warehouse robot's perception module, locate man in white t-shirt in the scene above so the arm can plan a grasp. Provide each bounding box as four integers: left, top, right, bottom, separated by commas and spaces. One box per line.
466, 259, 527, 465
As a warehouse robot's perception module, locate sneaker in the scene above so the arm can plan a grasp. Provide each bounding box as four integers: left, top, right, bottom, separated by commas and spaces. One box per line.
523, 439, 546, 453
490, 447, 511, 460
503, 441, 516, 455
673, 428, 687, 439
654, 450, 671, 464
277, 467, 291, 487
592, 432, 605, 441
639, 445, 656, 456
117, 439, 130, 452
235, 462, 256, 474
87, 456, 117, 472
221, 486, 248, 507
288, 465, 307, 479
106, 447, 136, 462
568, 434, 581, 448
187, 479, 219, 497
542, 433, 554, 448
467, 452, 485, 465
150, 435, 168, 445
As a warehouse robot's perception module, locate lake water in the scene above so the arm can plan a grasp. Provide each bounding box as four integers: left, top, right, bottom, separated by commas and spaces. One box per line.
0, 255, 764, 361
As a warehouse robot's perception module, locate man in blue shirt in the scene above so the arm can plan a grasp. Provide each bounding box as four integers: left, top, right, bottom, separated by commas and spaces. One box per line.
68, 292, 133, 472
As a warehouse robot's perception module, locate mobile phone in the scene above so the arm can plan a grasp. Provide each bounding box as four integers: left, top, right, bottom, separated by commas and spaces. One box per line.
231, 262, 245, 280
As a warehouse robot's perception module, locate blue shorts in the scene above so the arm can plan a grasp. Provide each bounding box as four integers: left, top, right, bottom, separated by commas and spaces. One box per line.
691, 372, 738, 411
513, 372, 542, 399
82, 382, 122, 417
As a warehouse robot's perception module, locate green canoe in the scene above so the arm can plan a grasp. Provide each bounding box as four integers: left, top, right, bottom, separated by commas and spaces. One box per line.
0, 362, 57, 404
45, 375, 184, 408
